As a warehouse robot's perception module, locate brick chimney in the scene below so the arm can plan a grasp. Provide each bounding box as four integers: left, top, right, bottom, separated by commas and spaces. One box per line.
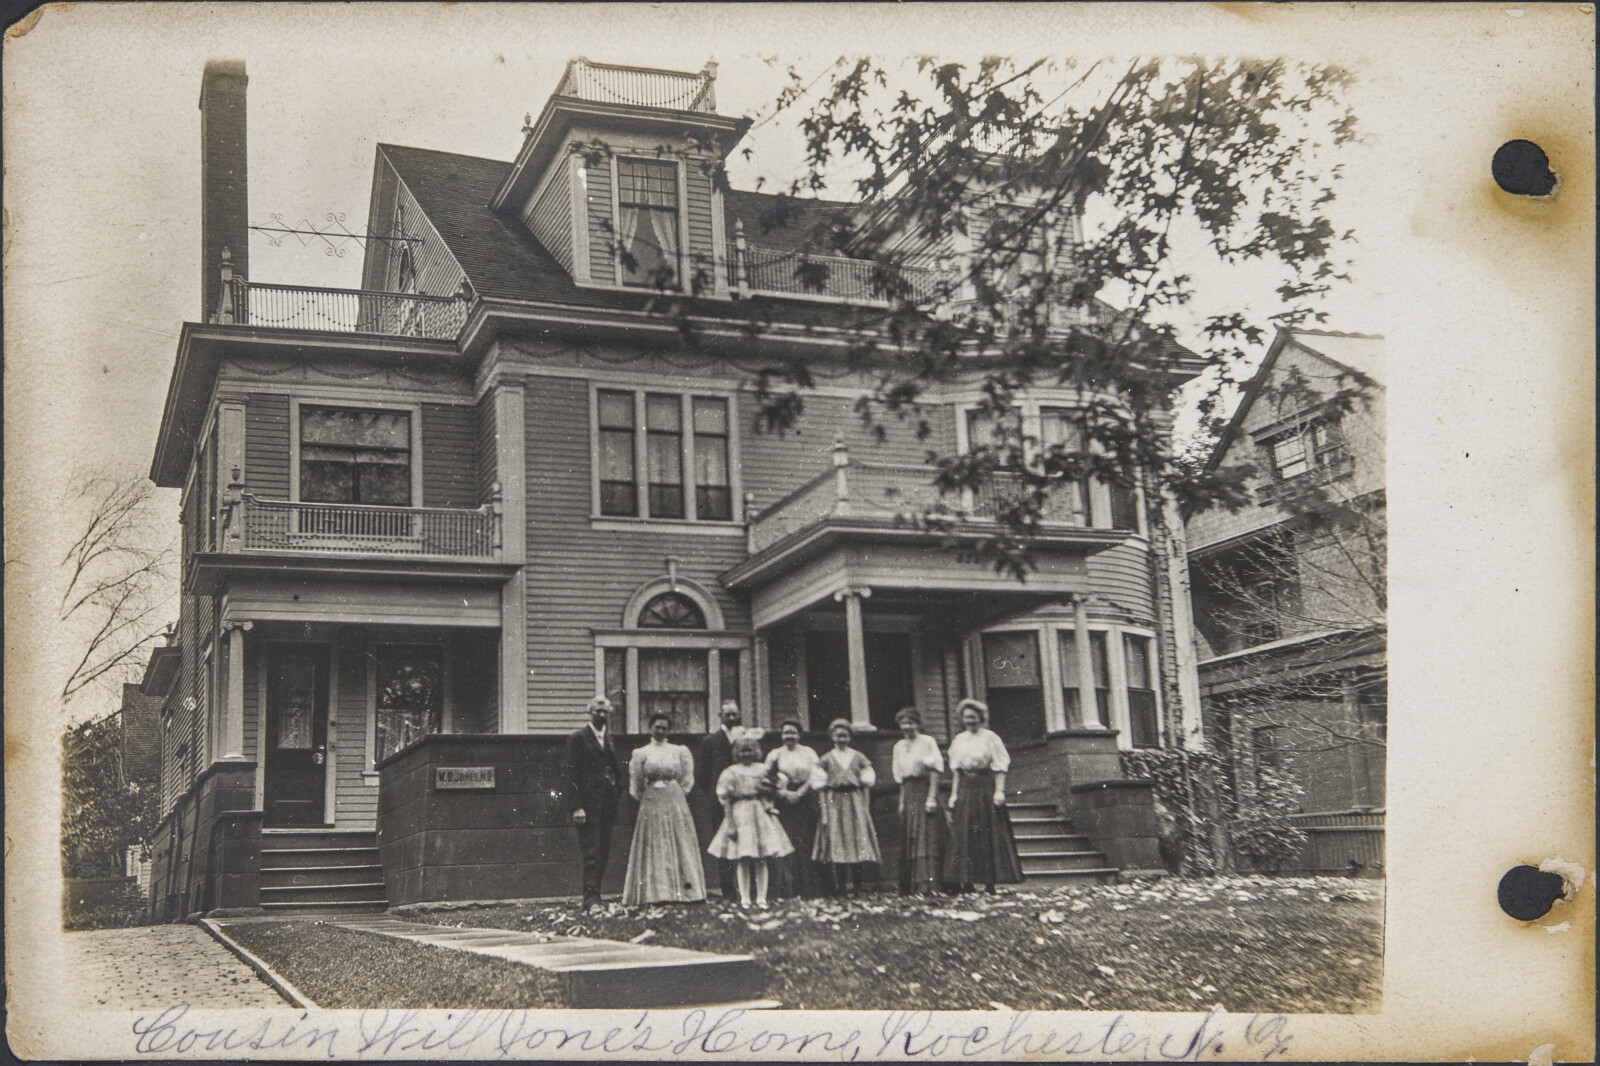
199, 60, 248, 323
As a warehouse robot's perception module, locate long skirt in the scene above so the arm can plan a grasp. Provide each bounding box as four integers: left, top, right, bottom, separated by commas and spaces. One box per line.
942, 769, 1023, 886
622, 781, 707, 905
708, 798, 794, 860
898, 776, 948, 894
813, 786, 881, 864
773, 792, 823, 898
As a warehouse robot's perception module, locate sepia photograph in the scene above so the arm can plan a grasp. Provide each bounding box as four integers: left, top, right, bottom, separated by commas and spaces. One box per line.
5, 3, 1591, 1061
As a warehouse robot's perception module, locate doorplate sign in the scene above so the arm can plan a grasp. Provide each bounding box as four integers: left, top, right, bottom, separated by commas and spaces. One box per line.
434, 766, 495, 790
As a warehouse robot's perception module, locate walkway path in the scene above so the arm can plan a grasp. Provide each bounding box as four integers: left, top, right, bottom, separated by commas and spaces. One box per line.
64, 925, 288, 1010
326, 916, 777, 1009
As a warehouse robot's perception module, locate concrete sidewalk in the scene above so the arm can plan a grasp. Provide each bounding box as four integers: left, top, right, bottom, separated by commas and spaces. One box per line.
64, 925, 289, 1010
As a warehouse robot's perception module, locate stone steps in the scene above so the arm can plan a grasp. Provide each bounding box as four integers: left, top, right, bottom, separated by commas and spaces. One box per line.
333, 917, 773, 1009
1007, 804, 1121, 886
260, 829, 386, 915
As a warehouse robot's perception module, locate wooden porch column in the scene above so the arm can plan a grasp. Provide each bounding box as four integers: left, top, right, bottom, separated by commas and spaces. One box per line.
1072, 595, 1100, 727
221, 624, 247, 760
834, 587, 873, 728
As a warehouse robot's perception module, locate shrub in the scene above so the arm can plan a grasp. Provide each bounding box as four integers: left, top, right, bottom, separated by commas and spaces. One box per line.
1227, 765, 1308, 874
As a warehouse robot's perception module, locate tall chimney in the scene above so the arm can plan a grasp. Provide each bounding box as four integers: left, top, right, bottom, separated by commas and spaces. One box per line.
199, 60, 248, 323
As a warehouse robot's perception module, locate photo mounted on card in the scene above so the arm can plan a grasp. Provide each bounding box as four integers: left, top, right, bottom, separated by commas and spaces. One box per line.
4, 3, 1592, 1061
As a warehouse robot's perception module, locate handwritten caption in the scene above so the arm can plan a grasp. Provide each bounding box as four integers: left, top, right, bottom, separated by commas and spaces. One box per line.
130, 1004, 1295, 1061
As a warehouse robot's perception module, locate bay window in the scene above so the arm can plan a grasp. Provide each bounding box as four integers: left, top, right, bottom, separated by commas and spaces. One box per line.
1124, 634, 1159, 748
981, 630, 1045, 746
1057, 628, 1110, 727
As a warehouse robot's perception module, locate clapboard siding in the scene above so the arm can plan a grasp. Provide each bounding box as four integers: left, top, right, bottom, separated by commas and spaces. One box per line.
332, 637, 377, 828
684, 162, 715, 275
736, 391, 956, 514
584, 163, 615, 285
522, 375, 751, 733
421, 403, 476, 509
245, 393, 291, 501
523, 159, 573, 273
475, 391, 498, 505
1085, 540, 1157, 620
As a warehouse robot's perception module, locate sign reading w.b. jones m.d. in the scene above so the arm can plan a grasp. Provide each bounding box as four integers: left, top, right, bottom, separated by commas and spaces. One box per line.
434, 766, 495, 790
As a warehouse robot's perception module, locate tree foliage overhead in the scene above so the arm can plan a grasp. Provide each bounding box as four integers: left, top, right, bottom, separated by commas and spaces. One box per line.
721, 55, 1361, 577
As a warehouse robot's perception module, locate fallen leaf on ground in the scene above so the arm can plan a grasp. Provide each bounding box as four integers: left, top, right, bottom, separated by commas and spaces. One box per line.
1095, 964, 1116, 978
629, 929, 656, 943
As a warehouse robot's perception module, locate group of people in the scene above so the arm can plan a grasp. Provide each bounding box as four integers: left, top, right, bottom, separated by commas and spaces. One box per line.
562, 696, 1024, 911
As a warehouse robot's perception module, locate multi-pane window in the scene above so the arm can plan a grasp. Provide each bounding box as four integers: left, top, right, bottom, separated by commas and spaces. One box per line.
597, 390, 638, 516
1056, 629, 1111, 727
617, 158, 681, 289
645, 394, 685, 518
1124, 634, 1159, 748
1268, 420, 1343, 481
374, 644, 444, 764
1039, 408, 1089, 523
693, 397, 732, 520
603, 648, 627, 712
981, 630, 1045, 746
638, 650, 708, 733
637, 592, 705, 629
299, 407, 412, 505
1252, 726, 1281, 788
595, 390, 735, 522
965, 407, 1024, 468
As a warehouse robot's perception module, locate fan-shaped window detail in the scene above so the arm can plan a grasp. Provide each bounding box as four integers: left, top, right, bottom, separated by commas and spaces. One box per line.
637, 592, 706, 630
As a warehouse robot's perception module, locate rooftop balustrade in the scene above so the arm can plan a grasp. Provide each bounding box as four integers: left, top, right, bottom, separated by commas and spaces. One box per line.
557, 57, 718, 113
212, 277, 470, 340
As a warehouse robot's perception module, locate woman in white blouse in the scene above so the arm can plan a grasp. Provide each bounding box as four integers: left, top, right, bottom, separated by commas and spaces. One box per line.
764, 719, 823, 899
942, 699, 1023, 893
621, 711, 707, 906
891, 707, 948, 895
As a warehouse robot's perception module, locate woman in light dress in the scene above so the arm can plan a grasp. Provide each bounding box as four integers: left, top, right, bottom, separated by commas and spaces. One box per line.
811, 719, 881, 897
622, 711, 707, 906
891, 707, 947, 896
708, 735, 793, 909
943, 699, 1023, 893
764, 719, 823, 899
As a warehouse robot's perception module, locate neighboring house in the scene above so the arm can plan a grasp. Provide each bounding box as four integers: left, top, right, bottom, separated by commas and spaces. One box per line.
1184, 328, 1386, 873
148, 58, 1209, 918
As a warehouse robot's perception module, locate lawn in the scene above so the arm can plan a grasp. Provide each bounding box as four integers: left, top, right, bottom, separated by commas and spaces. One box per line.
383, 875, 1383, 1014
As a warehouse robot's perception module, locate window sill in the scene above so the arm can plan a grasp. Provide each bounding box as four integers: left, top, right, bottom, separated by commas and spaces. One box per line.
590, 517, 745, 537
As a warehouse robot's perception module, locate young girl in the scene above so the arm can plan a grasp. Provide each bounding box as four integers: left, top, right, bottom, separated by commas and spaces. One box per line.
810, 719, 881, 897
708, 736, 793, 909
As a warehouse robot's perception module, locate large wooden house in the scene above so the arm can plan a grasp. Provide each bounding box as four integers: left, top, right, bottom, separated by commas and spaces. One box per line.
1185, 328, 1387, 875
148, 58, 1207, 918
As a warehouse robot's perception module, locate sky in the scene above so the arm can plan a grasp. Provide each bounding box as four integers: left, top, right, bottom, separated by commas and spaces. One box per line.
3, 4, 1392, 719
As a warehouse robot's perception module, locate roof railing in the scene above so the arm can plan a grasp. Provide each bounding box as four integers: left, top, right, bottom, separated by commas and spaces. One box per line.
557, 57, 718, 113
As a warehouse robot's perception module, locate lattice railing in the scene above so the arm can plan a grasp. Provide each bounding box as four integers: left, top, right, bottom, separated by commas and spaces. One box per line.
239, 496, 499, 558
215, 278, 469, 340
558, 57, 716, 113
728, 239, 943, 305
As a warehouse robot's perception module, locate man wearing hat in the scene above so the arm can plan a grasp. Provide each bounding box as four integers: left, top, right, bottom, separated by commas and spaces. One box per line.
565, 696, 623, 910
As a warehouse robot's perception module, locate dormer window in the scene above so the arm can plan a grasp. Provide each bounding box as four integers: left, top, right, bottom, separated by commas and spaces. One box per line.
617, 158, 681, 289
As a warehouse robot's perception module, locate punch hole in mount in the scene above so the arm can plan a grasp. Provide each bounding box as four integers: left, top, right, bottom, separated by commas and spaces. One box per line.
1491, 139, 1559, 197
1498, 864, 1567, 921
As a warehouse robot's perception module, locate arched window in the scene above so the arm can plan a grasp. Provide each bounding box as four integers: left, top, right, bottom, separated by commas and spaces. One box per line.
637, 592, 706, 630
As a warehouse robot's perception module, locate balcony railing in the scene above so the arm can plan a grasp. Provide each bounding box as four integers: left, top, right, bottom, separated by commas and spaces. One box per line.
235, 495, 499, 558
746, 445, 1082, 555
213, 278, 469, 340
1255, 451, 1356, 505
557, 57, 717, 113
727, 237, 944, 306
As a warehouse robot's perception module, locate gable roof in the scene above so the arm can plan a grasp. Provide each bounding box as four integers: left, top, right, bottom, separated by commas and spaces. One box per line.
1204, 329, 1385, 472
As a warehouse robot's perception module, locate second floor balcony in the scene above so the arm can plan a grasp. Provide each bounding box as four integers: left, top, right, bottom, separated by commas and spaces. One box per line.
233, 496, 500, 558
213, 276, 470, 340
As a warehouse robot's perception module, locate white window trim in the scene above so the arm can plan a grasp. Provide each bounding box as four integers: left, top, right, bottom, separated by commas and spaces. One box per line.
608, 154, 690, 295
365, 639, 454, 774
289, 398, 424, 508
588, 382, 743, 527
954, 397, 1146, 535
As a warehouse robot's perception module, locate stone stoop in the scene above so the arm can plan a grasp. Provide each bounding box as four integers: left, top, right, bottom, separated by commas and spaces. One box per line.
259, 829, 387, 915
1008, 802, 1120, 887
332, 917, 777, 1009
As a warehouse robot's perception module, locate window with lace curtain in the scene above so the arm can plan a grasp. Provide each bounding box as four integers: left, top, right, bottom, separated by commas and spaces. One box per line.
616, 158, 681, 289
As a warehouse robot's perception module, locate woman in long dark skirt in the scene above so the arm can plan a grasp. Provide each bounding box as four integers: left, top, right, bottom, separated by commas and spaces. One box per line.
942, 699, 1022, 893
891, 707, 947, 895
764, 718, 823, 898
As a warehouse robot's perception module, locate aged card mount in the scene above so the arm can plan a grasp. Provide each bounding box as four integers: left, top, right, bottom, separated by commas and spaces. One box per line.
3, 3, 1592, 1062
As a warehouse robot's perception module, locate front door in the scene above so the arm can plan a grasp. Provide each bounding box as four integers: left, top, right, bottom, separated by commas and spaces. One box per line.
264, 645, 330, 827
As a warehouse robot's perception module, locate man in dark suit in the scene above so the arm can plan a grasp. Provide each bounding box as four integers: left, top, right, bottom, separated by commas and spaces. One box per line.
695, 699, 746, 900
564, 696, 623, 910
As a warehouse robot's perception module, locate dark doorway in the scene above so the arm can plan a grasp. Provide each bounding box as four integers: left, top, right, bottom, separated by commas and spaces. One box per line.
264, 645, 330, 827
804, 630, 915, 730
